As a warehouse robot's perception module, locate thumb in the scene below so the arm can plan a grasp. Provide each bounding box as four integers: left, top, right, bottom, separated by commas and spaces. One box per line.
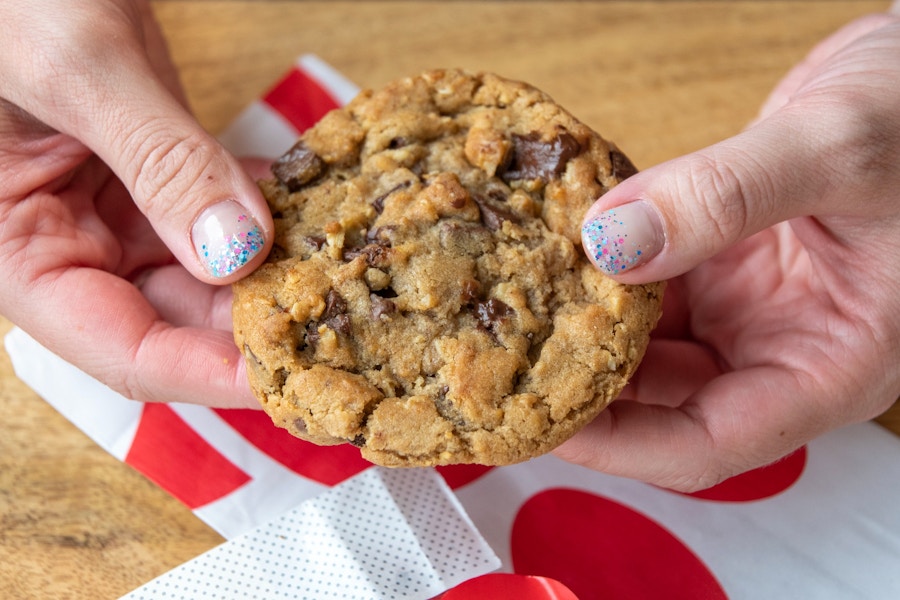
2, 1, 272, 283
97, 88, 274, 283
581, 110, 833, 283
584, 9, 900, 285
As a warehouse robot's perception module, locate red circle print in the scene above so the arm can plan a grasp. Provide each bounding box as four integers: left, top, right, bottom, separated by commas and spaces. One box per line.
511, 488, 727, 600
441, 573, 579, 599
678, 447, 807, 502
214, 409, 372, 485
435, 464, 495, 489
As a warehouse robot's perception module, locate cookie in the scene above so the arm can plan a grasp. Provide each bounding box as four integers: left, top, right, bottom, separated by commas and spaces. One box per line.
232, 69, 663, 467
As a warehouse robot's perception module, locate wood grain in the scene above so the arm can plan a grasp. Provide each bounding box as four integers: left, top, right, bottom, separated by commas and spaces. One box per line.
0, 2, 894, 597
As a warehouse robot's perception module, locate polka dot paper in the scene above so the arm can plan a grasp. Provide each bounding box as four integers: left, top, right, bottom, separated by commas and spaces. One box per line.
123, 467, 499, 599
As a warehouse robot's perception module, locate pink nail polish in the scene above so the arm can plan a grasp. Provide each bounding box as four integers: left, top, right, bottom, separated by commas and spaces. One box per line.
192, 201, 265, 277
582, 201, 664, 275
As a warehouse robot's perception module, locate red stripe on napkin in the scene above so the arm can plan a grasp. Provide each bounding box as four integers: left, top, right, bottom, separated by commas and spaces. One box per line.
215, 409, 373, 486
126, 404, 251, 509
262, 66, 342, 133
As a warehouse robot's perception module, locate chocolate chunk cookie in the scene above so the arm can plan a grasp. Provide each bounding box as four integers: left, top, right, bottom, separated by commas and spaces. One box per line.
232, 69, 663, 467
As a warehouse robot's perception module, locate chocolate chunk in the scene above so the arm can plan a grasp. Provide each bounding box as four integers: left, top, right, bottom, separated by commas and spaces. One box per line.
323, 290, 347, 318
243, 344, 261, 366
610, 149, 638, 181
366, 225, 396, 244
350, 434, 366, 447
460, 279, 481, 305
372, 181, 413, 213
370, 293, 396, 320
476, 298, 513, 325
343, 242, 392, 267
500, 131, 582, 182
434, 385, 467, 428
486, 187, 509, 203
449, 194, 467, 209
303, 236, 327, 251
327, 313, 351, 335
473, 195, 519, 231
305, 321, 320, 348
243, 344, 279, 386
372, 286, 398, 299
474, 298, 514, 339
322, 290, 351, 334
272, 141, 325, 192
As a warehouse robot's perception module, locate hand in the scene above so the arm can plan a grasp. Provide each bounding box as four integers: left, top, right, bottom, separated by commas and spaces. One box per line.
555, 8, 900, 491
0, 0, 273, 407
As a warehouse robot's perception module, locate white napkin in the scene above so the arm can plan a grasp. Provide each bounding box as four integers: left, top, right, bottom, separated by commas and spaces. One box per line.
123, 467, 499, 600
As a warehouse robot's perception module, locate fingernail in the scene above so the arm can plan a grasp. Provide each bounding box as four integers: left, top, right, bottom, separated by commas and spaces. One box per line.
582, 201, 664, 275
192, 201, 265, 278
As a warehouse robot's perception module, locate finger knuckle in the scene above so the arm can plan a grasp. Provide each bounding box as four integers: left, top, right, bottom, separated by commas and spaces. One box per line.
660, 451, 742, 493
676, 151, 757, 249
125, 122, 217, 217
663, 472, 724, 494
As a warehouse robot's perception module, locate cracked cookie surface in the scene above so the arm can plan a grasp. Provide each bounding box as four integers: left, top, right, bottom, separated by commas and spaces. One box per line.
232, 69, 664, 466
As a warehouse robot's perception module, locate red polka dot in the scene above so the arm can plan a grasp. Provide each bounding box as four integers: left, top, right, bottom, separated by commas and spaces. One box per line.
441, 573, 578, 599
512, 488, 726, 600
215, 409, 371, 486
435, 464, 494, 489
674, 447, 807, 502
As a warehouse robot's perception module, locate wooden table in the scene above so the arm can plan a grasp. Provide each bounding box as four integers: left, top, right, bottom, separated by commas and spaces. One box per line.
2, 2, 897, 597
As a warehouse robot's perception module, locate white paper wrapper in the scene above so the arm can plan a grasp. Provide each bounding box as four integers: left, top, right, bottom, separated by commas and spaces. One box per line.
123, 468, 499, 600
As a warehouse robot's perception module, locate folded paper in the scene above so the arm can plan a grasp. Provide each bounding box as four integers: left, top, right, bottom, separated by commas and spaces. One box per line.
123, 468, 499, 599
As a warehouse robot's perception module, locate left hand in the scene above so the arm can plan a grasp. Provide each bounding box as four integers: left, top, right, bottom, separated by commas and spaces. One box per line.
0, 0, 273, 407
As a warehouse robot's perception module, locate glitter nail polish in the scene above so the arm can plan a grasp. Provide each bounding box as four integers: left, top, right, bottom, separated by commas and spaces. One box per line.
192, 201, 265, 278
581, 201, 664, 276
